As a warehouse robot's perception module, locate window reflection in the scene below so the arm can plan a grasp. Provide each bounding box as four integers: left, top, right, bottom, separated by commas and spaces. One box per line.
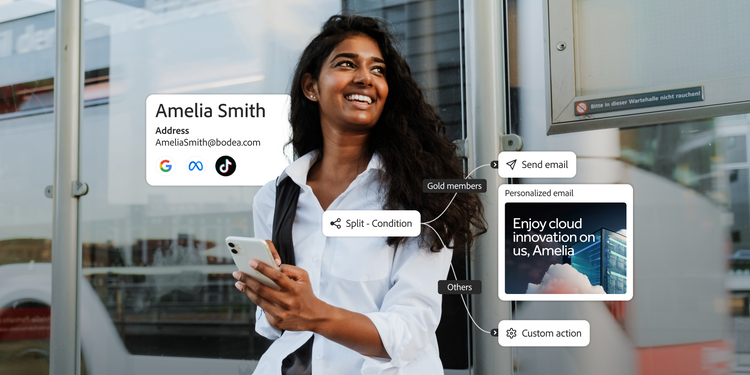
0, 7, 58, 375
77, 0, 337, 364
620, 115, 750, 370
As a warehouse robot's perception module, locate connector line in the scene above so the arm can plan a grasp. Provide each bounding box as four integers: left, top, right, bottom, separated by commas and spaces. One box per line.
422, 222, 491, 335
422, 193, 457, 225
420, 162, 494, 334
450, 263, 491, 335
421, 163, 491, 225
465, 163, 491, 179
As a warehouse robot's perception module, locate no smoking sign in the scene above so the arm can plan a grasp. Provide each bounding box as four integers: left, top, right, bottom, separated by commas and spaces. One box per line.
575, 102, 588, 115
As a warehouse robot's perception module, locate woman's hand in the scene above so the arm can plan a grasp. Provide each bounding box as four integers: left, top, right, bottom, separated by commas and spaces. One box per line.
233, 242, 328, 332
234, 240, 389, 358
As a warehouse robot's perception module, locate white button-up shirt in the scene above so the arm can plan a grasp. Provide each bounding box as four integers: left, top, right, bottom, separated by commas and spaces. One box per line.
252, 150, 452, 375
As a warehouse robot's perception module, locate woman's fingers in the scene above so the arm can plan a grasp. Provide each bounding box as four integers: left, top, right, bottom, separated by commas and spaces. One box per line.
234, 280, 267, 307
265, 239, 282, 267
279, 264, 309, 282
234, 274, 291, 309
249, 259, 294, 290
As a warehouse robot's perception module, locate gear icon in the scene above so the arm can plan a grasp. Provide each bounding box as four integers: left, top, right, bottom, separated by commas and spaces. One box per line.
506, 328, 517, 339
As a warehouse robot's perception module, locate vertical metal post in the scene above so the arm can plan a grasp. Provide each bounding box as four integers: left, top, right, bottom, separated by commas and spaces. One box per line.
463, 0, 513, 374
51, 0, 83, 374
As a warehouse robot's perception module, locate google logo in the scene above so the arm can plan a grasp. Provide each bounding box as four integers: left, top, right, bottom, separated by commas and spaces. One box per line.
160, 160, 172, 172
155, 156, 176, 177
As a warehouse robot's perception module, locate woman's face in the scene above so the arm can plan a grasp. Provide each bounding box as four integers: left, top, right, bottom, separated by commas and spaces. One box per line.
309, 35, 389, 133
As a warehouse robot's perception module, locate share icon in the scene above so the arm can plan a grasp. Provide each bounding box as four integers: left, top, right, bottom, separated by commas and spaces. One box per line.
506, 159, 517, 170
330, 218, 342, 229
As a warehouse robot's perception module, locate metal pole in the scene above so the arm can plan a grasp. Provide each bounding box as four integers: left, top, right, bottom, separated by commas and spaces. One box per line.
463, 0, 512, 374
51, 0, 83, 374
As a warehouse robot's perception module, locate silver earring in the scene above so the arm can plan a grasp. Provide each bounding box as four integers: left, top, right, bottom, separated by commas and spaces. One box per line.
311, 95, 315, 99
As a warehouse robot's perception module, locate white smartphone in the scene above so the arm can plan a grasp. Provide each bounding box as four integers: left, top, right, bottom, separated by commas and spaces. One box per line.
226, 236, 280, 290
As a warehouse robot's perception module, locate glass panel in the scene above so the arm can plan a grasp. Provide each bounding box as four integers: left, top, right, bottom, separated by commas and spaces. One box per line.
573, 0, 750, 97
0, 2, 56, 375
512, 114, 742, 372
78, 0, 338, 372
617, 117, 744, 374
509, 0, 741, 373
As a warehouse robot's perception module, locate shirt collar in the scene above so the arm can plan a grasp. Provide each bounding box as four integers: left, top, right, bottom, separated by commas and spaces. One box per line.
277, 150, 384, 187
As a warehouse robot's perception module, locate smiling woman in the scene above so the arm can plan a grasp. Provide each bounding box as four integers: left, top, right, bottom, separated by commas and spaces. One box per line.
302, 35, 389, 137
232, 14, 486, 375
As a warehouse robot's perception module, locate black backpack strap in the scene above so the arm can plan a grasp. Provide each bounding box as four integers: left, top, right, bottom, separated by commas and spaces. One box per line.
272, 176, 312, 373
272, 176, 301, 266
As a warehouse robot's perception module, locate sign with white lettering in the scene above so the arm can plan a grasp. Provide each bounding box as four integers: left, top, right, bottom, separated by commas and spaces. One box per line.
574, 87, 703, 116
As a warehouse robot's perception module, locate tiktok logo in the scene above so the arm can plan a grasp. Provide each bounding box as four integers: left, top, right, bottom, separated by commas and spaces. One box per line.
215, 155, 236, 177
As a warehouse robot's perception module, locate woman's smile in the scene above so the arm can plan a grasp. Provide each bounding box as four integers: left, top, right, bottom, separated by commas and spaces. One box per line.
345, 93, 373, 105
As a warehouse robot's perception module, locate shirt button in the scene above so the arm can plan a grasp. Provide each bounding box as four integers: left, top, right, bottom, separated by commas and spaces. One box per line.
312, 256, 319, 262
316, 355, 322, 360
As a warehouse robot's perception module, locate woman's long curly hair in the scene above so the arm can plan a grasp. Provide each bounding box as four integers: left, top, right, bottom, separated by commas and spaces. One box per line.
290, 14, 486, 253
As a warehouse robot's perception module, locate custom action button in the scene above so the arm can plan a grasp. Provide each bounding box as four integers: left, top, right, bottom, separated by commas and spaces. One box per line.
498, 320, 590, 347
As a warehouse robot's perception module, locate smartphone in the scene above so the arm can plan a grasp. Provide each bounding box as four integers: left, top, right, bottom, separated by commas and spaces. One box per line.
226, 236, 280, 290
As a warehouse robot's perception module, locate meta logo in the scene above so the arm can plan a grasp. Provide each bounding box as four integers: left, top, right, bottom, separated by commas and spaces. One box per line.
189, 161, 202, 171
215, 155, 236, 177
186, 156, 206, 176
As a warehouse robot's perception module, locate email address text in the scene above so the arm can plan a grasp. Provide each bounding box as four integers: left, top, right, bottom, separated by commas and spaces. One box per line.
154, 138, 261, 148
